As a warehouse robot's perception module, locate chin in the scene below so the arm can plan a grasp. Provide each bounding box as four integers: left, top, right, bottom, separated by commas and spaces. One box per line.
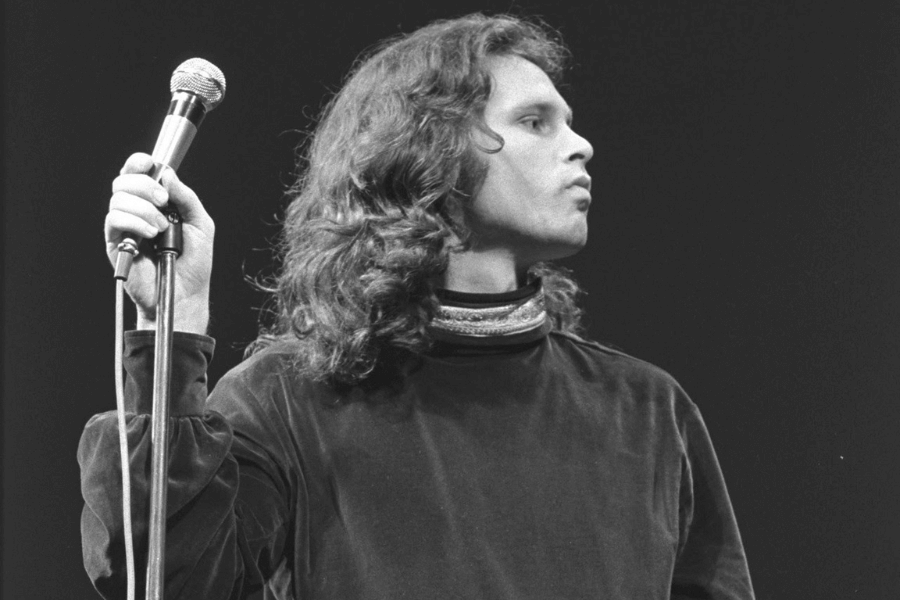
527, 235, 588, 263
554, 241, 587, 261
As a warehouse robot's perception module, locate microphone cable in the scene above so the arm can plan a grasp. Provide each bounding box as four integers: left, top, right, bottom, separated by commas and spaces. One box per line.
114, 240, 139, 600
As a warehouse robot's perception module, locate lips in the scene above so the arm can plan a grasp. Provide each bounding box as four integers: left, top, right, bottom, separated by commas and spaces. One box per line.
568, 174, 592, 211
570, 174, 592, 193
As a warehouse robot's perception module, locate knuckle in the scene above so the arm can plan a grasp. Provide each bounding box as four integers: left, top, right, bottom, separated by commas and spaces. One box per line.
111, 173, 128, 193
112, 173, 138, 194
159, 169, 178, 190
121, 153, 153, 175
109, 191, 142, 213
105, 209, 126, 228
160, 166, 179, 183
109, 191, 127, 209
129, 152, 152, 165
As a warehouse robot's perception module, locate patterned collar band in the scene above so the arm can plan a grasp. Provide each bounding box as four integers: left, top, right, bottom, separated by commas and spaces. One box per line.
430, 287, 548, 338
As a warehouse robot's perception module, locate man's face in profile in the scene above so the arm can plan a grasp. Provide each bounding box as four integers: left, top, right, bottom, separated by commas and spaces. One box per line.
467, 55, 594, 266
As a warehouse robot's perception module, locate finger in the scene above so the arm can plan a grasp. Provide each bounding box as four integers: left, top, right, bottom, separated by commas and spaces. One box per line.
119, 153, 155, 176
112, 173, 170, 208
159, 168, 210, 224
109, 192, 171, 231
105, 209, 161, 246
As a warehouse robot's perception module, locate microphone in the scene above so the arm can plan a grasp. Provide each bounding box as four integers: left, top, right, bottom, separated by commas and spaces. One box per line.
115, 58, 225, 277
149, 58, 226, 180
147, 58, 226, 253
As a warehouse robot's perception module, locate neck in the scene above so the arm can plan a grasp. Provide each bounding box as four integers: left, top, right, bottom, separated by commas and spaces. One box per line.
442, 246, 531, 294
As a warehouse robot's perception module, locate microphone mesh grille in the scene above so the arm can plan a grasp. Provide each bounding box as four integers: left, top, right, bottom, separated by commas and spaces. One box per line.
170, 58, 226, 110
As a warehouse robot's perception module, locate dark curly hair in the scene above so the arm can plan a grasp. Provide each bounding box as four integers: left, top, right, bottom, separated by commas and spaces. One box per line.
253, 13, 585, 383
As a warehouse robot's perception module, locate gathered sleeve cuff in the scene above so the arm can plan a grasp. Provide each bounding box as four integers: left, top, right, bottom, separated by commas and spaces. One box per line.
79, 331, 290, 599
122, 330, 216, 415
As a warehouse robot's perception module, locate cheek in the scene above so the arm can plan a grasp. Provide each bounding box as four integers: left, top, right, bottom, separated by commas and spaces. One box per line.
466, 145, 555, 230
468, 181, 516, 229
481, 149, 549, 201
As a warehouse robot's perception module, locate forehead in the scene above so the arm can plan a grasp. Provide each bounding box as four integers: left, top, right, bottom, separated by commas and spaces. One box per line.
483, 55, 571, 118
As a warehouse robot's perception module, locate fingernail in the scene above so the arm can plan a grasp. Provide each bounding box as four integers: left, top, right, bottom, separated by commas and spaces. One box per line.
156, 214, 170, 230
153, 188, 169, 204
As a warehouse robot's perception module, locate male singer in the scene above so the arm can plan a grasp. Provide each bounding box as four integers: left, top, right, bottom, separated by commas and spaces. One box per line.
81, 13, 755, 599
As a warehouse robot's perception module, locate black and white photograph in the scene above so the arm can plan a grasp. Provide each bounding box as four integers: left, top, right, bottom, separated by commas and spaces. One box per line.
3, 1, 899, 598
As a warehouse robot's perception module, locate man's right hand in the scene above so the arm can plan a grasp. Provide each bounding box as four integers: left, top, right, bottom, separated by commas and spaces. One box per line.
104, 152, 215, 334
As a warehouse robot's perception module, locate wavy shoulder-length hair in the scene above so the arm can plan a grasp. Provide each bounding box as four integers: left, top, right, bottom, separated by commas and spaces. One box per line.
253, 13, 585, 384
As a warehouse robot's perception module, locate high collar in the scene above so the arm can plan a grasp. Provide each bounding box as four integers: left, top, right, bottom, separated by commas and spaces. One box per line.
429, 279, 551, 350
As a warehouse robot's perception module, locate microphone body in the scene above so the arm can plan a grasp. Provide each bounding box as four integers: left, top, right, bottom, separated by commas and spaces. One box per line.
150, 91, 208, 179
149, 91, 208, 252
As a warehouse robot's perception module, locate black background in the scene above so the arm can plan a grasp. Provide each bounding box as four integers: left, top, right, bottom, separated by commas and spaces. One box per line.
4, 0, 900, 598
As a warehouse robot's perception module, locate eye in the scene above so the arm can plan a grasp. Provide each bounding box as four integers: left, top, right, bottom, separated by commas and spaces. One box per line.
520, 116, 544, 131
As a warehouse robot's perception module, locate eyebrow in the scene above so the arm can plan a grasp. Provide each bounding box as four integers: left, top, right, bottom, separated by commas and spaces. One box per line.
511, 100, 574, 125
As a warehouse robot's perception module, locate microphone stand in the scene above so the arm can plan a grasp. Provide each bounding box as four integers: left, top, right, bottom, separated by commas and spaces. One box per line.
122, 58, 224, 598
145, 163, 183, 600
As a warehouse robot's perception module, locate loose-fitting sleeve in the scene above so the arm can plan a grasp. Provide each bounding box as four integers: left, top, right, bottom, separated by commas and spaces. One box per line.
671, 401, 756, 600
78, 331, 292, 599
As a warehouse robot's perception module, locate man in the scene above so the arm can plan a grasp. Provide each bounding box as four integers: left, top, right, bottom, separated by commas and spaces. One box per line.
82, 13, 755, 599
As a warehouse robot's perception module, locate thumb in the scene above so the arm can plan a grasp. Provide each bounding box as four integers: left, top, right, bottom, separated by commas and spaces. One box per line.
158, 168, 211, 229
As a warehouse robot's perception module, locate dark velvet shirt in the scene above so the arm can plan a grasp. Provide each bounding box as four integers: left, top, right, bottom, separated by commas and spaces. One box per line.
79, 290, 755, 599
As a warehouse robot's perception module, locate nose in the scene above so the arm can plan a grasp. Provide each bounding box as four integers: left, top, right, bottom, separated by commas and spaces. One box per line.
566, 127, 593, 164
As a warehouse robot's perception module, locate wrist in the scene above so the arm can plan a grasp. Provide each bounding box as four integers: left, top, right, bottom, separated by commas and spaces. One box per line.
136, 294, 210, 335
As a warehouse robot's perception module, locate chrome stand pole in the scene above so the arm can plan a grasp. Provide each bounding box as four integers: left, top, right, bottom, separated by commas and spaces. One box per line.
144, 159, 183, 600
145, 248, 177, 600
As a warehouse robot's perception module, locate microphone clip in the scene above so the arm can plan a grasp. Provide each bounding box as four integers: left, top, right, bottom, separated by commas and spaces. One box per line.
154, 208, 183, 256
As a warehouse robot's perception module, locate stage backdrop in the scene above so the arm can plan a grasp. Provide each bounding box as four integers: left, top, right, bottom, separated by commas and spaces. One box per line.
4, 1, 899, 598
